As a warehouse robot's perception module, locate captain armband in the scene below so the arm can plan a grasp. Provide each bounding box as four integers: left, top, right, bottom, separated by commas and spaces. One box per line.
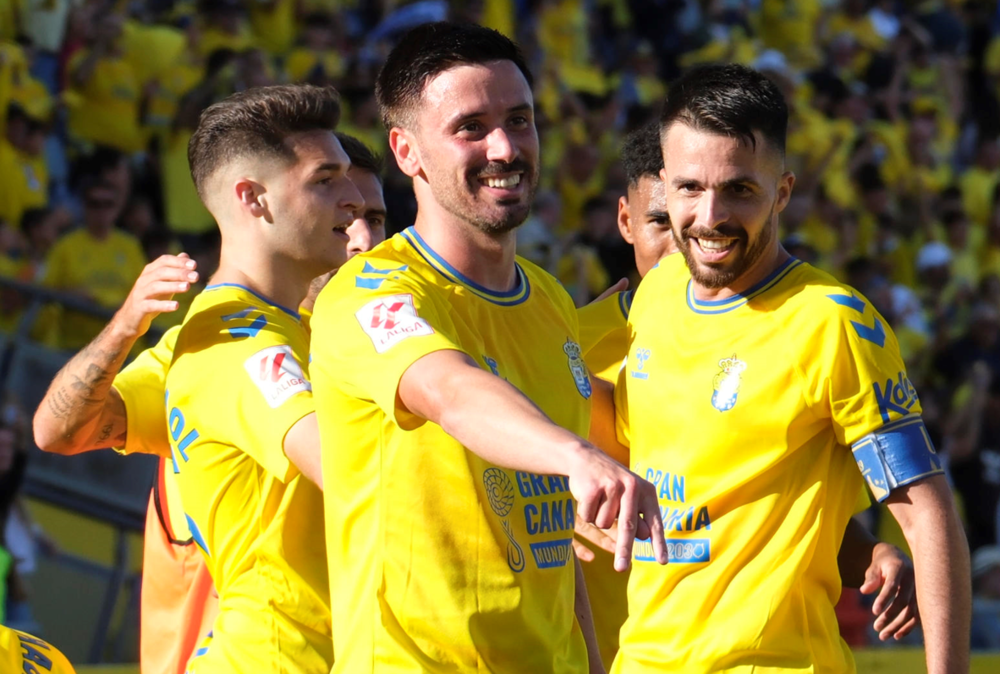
851, 415, 944, 503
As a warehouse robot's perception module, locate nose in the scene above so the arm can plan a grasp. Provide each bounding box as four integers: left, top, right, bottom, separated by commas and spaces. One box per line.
485, 127, 516, 164
696, 190, 730, 230
346, 215, 374, 257
340, 179, 364, 217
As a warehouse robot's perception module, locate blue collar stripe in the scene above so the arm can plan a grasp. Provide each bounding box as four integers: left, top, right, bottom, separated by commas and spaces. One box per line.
401, 228, 530, 306
686, 258, 802, 316
204, 283, 301, 320
619, 289, 634, 319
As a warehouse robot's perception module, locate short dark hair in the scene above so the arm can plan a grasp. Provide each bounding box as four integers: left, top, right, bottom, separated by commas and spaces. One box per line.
335, 132, 384, 180
375, 21, 533, 130
621, 122, 664, 188
188, 84, 342, 201
660, 63, 788, 157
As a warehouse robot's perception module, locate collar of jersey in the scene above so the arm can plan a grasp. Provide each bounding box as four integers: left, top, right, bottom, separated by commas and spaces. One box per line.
686, 257, 802, 315
204, 283, 301, 320
401, 227, 531, 306
618, 289, 634, 319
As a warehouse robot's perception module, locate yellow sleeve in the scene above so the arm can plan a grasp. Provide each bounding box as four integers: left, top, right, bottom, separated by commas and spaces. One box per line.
171, 306, 313, 482
41, 237, 68, 288
311, 277, 466, 429
809, 292, 920, 445
613, 327, 631, 448
112, 326, 178, 457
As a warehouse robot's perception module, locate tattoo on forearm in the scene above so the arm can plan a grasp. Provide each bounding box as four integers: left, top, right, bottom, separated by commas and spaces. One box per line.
43, 322, 127, 424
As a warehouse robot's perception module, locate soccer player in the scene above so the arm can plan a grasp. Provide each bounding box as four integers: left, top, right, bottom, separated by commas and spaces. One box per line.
0, 625, 77, 674
32, 132, 388, 674
309, 22, 666, 674
577, 123, 918, 669
163, 84, 362, 673
612, 64, 969, 673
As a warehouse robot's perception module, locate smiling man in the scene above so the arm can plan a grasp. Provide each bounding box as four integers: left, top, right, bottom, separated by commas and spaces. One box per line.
613, 65, 970, 674
309, 21, 666, 674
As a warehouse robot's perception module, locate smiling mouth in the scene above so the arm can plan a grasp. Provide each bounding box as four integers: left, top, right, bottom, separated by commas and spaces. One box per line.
479, 174, 522, 189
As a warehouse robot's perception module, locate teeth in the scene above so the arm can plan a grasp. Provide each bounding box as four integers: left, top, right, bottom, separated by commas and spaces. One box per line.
698, 239, 732, 251
484, 175, 521, 189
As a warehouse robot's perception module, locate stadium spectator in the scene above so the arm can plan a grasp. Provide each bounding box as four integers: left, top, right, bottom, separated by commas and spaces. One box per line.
39, 179, 146, 350
972, 546, 1000, 650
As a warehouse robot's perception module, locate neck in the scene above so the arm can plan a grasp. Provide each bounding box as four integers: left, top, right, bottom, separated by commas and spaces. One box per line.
86, 223, 112, 240
690, 244, 791, 302
412, 207, 518, 293
211, 236, 313, 314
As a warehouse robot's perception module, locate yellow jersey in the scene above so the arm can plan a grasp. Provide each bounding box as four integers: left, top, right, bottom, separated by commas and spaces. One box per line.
41, 227, 146, 351
0, 139, 47, 230
576, 289, 632, 670
165, 284, 330, 674
65, 49, 143, 153
613, 253, 923, 673
0, 626, 76, 674
310, 227, 591, 673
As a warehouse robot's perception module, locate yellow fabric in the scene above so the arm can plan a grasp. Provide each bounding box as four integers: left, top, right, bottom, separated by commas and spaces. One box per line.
612, 254, 923, 673
41, 228, 146, 351
284, 48, 344, 83
0, 626, 77, 674
756, 0, 822, 68
960, 167, 1000, 228
121, 20, 187, 85
311, 227, 590, 673
197, 24, 252, 58
825, 12, 885, 51
481, 0, 514, 37
248, 0, 297, 56
144, 58, 203, 140
557, 244, 610, 303
162, 131, 216, 235
577, 289, 632, 669
167, 284, 330, 674
65, 50, 144, 153
113, 326, 180, 459
0, 138, 47, 229
537, 0, 589, 67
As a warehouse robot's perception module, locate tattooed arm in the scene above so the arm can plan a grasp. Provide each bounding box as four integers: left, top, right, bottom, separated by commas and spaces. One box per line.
33, 255, 198, 454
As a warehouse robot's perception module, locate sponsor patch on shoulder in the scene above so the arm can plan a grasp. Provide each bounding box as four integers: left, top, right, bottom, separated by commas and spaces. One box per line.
356, 294, 434, 353
244, 344, 311, 408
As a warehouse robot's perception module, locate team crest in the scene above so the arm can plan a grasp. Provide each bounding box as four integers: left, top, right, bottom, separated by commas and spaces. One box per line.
711, 355, 746, 412
563, 339, 592, 399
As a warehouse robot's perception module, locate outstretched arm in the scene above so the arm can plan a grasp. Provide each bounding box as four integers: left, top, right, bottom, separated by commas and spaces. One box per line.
398, 349, 667, 571
33, 255, 197, 454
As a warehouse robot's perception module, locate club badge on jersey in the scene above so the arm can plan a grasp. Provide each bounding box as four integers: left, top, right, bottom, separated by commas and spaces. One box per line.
563, 340, 592, 399
711, 355, 747, 412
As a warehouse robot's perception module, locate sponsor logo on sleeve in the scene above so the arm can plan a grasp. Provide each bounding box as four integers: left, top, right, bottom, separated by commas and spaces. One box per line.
356, 294, 434, 353
244, 344, 311, 408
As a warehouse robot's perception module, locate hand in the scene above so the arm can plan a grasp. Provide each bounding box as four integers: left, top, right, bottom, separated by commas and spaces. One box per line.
568, 446, 667, 571
860, 542, 919, 641
113, 254, 198, 338
573, 519, 618, 562
591, 278, 628, 304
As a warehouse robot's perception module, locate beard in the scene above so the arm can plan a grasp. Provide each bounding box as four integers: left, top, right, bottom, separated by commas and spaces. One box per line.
431, 159, 538, 235
677, 203, 776, 289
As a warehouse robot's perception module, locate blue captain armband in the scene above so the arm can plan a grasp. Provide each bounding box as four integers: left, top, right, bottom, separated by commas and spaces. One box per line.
851, 415, 944, 502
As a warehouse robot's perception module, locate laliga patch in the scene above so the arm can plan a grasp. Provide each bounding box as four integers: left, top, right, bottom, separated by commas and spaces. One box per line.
244, 344, 311, 408
356, 294, 434, 354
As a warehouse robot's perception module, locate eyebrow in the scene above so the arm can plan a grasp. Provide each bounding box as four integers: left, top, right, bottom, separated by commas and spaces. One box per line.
448, 103, 533, 127
311, 162, 346, 176
364, 207, 388, 218
645, 209, 670, 220
670, 175, 761, 189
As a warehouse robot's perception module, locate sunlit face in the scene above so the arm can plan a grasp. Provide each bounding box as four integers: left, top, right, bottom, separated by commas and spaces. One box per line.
618, 175, 677, 277
344, 168, 388, 259
404, 60, 539, 234
661, 123, 793, 290
263, 130, 363, 279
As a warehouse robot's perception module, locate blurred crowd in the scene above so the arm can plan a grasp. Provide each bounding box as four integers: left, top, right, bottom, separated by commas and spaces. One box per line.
3, 0, 1000, 650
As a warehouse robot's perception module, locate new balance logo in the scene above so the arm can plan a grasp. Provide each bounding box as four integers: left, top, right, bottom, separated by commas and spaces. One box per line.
356, 294, 434, 354
244, 345, 310, 408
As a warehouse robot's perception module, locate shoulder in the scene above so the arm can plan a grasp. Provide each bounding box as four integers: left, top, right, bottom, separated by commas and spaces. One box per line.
518, 255, 576, 316
175, 287, 307, 361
